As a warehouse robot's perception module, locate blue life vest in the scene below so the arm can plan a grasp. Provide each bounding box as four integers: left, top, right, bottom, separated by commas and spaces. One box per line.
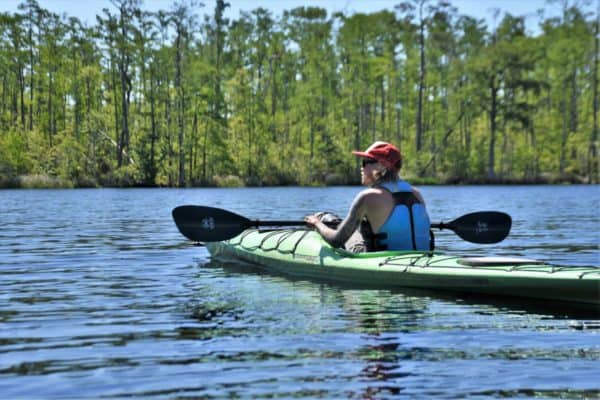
368, 180, 431, 251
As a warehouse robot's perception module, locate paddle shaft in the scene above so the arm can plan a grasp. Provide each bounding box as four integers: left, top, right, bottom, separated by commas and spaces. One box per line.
249, 220, 304, 228
254, 222, 465, 229
254, 219, 497, 231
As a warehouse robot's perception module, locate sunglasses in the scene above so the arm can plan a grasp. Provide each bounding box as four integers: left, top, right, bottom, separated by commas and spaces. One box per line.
362, 158, 378, 167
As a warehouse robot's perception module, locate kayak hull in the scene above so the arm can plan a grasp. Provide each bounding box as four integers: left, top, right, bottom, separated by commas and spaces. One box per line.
206, 229, 600, 307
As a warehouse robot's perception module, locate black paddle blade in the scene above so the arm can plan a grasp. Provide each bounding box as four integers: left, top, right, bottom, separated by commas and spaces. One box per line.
172, 205, 253, 242
442, 211, 512, 244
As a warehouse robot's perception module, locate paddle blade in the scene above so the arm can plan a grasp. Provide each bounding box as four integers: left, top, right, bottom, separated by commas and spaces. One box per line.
442, 211, 512, 244
172, 205, 253, 242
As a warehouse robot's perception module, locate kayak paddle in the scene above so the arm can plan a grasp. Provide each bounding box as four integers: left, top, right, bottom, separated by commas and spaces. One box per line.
172, 205, 301, 243
431, 211, 511, 244
172, 205, 511, 244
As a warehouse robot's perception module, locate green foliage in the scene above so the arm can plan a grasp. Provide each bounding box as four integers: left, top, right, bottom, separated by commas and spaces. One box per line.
111, 164, 143, 187
0, 131, 31, 179
0, 1, 598, 188
52, 135, 86, 186
213, 174, 243, 187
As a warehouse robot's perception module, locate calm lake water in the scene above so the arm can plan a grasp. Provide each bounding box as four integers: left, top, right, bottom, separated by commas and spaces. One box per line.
1, 185, 599, 399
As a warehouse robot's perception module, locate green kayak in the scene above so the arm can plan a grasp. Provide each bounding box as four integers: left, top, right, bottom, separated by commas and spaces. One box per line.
206, 228, 600, 307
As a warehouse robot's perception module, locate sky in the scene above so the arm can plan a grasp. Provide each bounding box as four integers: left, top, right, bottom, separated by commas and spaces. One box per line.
0, 0, 597, 34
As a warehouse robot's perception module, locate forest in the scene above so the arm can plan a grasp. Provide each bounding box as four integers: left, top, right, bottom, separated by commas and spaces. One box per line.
0, 0, 598, 188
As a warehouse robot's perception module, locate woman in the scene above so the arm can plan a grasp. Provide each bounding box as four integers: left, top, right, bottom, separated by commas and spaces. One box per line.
304, 141, 431, 252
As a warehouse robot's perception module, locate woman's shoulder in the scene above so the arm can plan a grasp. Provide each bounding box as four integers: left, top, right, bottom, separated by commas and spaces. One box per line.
355, 187, 392, 204
359, 187, 388, 196
411, 186, 426, 204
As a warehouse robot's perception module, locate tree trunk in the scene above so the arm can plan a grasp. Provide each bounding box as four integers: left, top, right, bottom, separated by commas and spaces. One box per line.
416, 2, 425, 152
73, 50, 80, 137
175, 28, 185, 187
28, 20, 34, 131
488, 77, 498, 179
112, 62, 121, 166
48, 70, 54, 144
590, 9, 599, 183
570, 69, 578, 134
18, 63, 25, 129
190, 110, 198, 182
395, 78, 401, 145
202, 121, 209, 183
559, 79, 568, 175
2, 73, 7, 117
165, 81, 173, 186
118, 60, 131, 168
149, 67, 158, 185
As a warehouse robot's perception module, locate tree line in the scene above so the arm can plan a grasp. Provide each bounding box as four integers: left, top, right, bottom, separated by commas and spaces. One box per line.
0, 0, 598, 188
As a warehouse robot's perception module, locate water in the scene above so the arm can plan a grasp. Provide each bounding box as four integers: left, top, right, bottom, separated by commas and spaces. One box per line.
0, 185, 598, 399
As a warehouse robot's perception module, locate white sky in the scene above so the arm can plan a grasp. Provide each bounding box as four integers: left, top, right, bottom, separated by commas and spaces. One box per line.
0, 0, 596, 34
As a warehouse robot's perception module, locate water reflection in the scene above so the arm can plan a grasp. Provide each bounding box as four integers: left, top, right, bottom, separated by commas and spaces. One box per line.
203, 257, 599, 320
199, 256, 599, 398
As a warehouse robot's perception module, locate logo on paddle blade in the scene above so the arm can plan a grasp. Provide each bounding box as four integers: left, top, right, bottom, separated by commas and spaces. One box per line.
476, 221, 489, 234
201, 217, 215, 231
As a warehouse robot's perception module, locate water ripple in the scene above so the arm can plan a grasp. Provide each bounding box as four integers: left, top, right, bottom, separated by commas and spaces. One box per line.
0, 187, 598, 398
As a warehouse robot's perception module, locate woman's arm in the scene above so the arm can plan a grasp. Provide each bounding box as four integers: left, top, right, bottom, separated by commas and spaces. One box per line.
305, 192, 367, 248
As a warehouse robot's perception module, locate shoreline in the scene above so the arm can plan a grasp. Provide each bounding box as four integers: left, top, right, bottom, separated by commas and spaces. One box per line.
0, 173, 596, 189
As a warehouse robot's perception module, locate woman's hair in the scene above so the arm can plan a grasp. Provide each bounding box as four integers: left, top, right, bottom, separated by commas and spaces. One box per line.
372, 164, 399, 184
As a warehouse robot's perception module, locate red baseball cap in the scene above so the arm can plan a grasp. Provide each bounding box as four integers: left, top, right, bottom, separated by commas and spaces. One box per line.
352, 141, 402, 171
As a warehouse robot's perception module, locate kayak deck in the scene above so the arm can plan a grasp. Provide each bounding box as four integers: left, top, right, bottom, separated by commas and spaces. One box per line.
206, 229, 600, 307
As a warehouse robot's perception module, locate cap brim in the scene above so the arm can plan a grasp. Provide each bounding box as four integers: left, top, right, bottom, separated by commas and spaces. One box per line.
351, 151, 371, 158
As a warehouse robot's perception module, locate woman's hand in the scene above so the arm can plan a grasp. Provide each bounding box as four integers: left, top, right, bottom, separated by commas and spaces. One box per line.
304, 214, 320, 227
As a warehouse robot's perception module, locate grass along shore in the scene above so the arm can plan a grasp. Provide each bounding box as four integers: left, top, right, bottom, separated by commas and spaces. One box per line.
1, 172, 595, 189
